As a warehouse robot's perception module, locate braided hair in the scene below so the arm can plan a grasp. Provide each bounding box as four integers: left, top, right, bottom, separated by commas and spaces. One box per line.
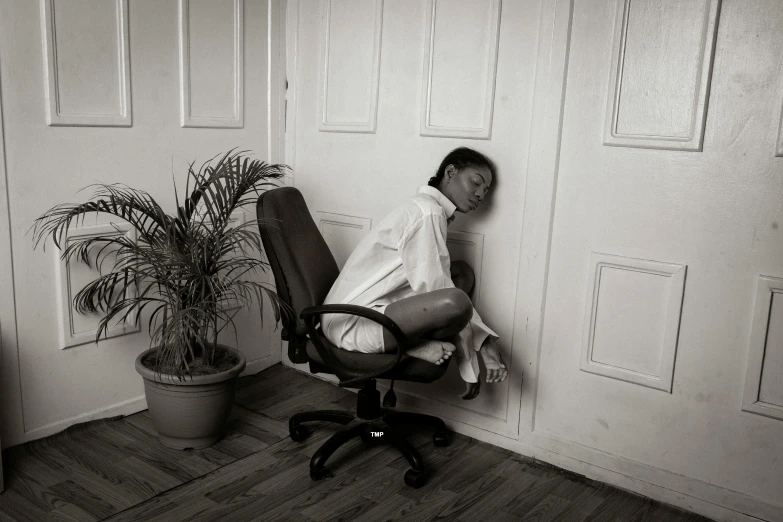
428, 147, 496, 188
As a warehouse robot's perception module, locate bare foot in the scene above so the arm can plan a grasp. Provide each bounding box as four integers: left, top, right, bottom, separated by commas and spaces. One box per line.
480, 339, 508, 383
406, 340, 456, 365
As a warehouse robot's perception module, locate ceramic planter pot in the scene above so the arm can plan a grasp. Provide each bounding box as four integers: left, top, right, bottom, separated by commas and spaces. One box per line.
135, 345, 246, 450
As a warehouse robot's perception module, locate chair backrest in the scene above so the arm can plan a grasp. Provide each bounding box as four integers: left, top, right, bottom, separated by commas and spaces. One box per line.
256, 187, 340, 346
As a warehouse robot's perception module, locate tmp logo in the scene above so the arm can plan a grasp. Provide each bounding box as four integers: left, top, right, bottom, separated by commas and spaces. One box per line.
370, 431, 384, 437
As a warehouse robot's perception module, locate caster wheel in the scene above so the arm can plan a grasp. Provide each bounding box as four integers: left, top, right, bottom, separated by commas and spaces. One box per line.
310, 466, 332, 481
433, 430, 450, 447
290, 425, 309, 442
404, 469, 427, 488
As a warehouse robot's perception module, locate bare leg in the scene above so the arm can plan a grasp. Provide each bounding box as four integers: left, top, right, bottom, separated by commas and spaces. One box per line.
447, 261, 480, 380
451, 261, 508, 384
383, 288, 472, 364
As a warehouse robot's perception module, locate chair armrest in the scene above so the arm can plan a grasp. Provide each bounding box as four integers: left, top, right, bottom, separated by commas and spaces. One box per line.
300, 304, 410, 385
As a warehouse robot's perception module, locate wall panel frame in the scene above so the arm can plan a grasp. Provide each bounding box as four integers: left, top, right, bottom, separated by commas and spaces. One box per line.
580, 252, 686, 392
602, 0, 720, 151
54, 223, 139, 349
742, 275, 783, 421
40, 0, 132, 127
317, 0, 383, 133
179, 0, 245, 128
776, 101, 783, 157
419, 0, 501, 139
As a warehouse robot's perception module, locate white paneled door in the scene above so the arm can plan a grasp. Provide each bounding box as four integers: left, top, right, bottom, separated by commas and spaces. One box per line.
287, 0, 541, 437
0, 0, 286, 447
535, 0, 783, 507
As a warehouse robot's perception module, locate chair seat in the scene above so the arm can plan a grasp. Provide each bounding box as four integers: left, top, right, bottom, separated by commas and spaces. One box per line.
306, 330, 449, 385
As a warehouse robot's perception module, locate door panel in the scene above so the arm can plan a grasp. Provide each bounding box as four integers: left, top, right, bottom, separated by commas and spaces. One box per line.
536, 0, 783, 502
0, 0, 284, 445
288, 0, 542, 436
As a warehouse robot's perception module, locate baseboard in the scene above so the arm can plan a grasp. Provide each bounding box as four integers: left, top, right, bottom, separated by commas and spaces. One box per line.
14, 353, 280, 447
243, 354, 278, 376
436, 417, 776, 522
20, 395, 148, 445
524, 431, 781, 522
281, 351, 340, 385
278, 360, 778, 522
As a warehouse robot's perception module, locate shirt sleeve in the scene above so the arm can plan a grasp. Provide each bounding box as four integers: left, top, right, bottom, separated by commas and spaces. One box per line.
398, 212, 453, 294
398, 213, 498, 383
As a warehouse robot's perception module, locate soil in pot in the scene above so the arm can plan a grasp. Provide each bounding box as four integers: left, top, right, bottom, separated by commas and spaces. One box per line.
141, 345, 240, 376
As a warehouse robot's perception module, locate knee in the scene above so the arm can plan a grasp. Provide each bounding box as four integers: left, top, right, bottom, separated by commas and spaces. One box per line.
443, 288, 473, 322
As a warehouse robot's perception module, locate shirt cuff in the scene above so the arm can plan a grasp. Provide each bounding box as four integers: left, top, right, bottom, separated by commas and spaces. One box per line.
456, 309, 500, 383
470, 308, 498, 349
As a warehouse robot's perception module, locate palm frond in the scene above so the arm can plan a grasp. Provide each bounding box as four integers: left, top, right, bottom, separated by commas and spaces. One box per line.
32, 151, 292, 379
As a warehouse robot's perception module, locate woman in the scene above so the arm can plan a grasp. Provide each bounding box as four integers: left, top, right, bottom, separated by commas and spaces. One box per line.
323, 147, 508, 400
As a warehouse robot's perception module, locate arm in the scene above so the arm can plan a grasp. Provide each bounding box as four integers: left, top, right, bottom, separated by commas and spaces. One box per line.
398, 213, 453, 295
398, 214, 498, 385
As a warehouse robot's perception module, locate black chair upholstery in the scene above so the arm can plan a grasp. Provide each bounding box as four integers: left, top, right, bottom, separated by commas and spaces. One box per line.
257, 187, 452, 488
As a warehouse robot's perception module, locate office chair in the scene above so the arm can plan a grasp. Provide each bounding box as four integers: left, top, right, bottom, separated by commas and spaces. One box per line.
257, 187, 451, 488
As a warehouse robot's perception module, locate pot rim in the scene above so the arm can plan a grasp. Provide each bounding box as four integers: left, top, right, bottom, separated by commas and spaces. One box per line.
135, 344, 247, 386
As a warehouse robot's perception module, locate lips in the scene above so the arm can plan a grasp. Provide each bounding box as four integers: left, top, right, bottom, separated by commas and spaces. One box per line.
469, 200, 478, 210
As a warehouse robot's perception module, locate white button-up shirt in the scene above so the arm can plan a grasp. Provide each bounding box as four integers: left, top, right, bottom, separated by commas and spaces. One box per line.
323, 185, 498, 383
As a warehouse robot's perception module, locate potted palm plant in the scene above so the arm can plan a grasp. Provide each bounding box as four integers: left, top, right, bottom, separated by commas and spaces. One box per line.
32, 150, 291, 449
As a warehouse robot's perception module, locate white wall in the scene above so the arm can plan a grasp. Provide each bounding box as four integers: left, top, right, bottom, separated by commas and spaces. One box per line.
286, 1, 783, 521
0, 0, 287, 447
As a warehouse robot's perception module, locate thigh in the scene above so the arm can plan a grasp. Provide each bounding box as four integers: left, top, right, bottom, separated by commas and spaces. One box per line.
382, 288, 472, 351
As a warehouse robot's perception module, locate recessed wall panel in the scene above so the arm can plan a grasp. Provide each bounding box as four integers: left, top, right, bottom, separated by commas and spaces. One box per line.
743, 276, 783, 421
446, 230, 484, 307
591, 268, 668, 376
758, 292, 783, 407
420, 0, 501, 139
179, 0, 244, 128
318, 0, 383, 133
55, 223, 139, 349
603, 0, 720, 151
316, 212, 372, 269
776, 102, 783, 157
41, 0, 131, 126
581, 253, 686, 392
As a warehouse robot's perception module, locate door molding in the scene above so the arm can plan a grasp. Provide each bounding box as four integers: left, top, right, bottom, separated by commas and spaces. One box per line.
0, 47, 25, 448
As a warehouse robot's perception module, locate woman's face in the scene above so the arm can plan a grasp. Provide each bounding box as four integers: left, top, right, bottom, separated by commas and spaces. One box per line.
440, 163, 493, 213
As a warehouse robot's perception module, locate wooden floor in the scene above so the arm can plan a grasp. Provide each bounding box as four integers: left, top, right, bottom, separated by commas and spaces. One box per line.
0, 364, 713, 522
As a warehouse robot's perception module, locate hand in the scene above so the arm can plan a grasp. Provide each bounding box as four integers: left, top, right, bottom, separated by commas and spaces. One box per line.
460, 380, 480, 400
480, 338, 508, 384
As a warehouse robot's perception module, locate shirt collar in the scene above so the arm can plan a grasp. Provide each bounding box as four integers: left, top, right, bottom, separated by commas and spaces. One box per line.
417, 185, 457, 218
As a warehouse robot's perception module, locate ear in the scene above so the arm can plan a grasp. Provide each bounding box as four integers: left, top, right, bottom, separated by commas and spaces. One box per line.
445, 164, 457, 181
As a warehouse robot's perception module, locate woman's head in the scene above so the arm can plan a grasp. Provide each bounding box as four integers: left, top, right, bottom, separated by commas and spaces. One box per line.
429, 147, 495, 213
